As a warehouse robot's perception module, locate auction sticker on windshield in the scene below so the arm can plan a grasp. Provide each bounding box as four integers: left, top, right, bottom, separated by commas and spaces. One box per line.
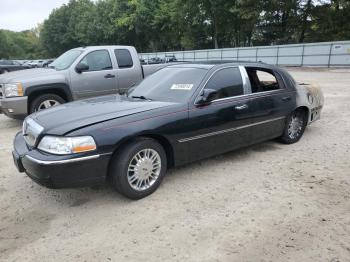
170, 84, 193, 90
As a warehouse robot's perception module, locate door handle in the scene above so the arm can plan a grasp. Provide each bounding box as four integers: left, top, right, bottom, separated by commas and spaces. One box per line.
104, 74, 115, 79
282, 96, 291, 102
235, 104, 248, 110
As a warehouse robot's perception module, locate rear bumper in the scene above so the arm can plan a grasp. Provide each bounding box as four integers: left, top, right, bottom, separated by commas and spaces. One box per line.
13, 132, 111, 188
0, 96, 28, 119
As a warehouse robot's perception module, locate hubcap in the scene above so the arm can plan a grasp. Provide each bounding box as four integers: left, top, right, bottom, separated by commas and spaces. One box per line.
288, 112, 304, 139
127, 149, 161, 191
37, 99, 61, 111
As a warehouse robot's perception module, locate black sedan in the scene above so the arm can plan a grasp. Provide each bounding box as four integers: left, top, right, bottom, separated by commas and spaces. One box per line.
13, 62, 324, 199
0, 60, 30, 74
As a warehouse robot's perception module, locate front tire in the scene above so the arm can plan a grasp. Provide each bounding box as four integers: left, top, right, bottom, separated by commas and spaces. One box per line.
29, 94, 65, 114
109, 138, 167, 200
280, 109, 307, 144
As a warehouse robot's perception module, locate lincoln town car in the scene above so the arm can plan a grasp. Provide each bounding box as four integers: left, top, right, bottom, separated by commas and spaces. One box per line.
13, 62, 324, 199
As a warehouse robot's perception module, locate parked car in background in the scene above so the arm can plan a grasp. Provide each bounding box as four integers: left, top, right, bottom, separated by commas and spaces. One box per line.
12, 61, 324, 199
0, 60, 30, 74
28, 60, 44, 68
42, 59, 55, 67
0, 45, 175, 119
165, 55, 177, 63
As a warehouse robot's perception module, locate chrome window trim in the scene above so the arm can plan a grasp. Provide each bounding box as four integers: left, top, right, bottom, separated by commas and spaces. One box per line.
194, 65, 287, 105
178, 116, 286, 143
194, 65, 246, 106
211, 89, 285, 104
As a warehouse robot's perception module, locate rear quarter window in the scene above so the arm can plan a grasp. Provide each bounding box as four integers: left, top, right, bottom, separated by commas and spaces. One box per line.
115, 49, 133, 68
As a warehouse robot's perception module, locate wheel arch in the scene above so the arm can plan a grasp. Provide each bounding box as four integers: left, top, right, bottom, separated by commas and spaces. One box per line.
294, 106, 310, 123
26, 83, 73, 111
109, 134, 175, 171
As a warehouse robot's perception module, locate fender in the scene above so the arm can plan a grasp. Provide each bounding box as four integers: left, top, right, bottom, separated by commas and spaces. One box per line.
25, 83, 74, 102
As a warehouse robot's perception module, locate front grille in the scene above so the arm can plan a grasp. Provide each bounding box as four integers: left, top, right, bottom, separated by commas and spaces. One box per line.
23, 118, 44, 147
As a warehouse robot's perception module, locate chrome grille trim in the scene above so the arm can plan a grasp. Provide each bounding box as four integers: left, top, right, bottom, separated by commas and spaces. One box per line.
0, 84, 3, 99
22, 118, 44, 147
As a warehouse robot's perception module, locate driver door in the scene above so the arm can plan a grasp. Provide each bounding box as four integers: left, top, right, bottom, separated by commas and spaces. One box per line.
70, 49, 118, 99
184, 67, 253, 162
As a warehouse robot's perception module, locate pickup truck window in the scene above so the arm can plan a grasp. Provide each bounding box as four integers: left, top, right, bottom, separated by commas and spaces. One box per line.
114, 49, 133, 68
129, 67, 208, 103
80, 50, 113, 71
50, 50, 82, 70
205, 67, 244, 100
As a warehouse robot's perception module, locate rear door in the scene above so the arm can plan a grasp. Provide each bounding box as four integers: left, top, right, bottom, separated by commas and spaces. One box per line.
114, 49, 143, 94
244, 67, 296, 142
70, 49, 118, 99
183, 66, 253, 162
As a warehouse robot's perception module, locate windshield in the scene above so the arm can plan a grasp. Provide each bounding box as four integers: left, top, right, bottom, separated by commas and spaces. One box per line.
50, 49, 82, 70
129, 67, 208, 103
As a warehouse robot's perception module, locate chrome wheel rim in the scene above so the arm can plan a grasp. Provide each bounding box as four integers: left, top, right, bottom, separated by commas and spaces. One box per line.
127, 149, 161, 191
37, 99, 61, 111
288, 112, 304, 139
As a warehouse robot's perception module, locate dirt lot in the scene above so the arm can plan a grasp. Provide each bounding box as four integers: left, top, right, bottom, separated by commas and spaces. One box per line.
0, 68, 349, 262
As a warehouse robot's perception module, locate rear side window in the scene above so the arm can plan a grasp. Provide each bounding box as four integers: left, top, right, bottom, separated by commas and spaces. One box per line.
205, 67, 243, 100
80, 50, 112, 71
115, 49, 133, 68
246, 68, 281, 93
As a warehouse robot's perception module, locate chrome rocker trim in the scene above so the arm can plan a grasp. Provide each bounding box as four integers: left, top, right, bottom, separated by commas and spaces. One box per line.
178, 116, 286, 143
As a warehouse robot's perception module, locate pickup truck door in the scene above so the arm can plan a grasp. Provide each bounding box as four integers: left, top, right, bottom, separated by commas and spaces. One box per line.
113, 49, 143, 94
70, 49, 118, 99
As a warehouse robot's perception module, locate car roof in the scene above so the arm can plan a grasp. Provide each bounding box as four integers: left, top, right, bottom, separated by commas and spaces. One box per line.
167, 60, 278, 70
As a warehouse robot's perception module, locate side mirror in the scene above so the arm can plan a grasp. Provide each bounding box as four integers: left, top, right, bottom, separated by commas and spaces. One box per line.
76, 62, 89, 73
196, 89, 218, 105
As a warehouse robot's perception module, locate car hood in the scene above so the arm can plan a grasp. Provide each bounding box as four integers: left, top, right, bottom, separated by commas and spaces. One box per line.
30, 95, 177, 135
0, 68, 63, 84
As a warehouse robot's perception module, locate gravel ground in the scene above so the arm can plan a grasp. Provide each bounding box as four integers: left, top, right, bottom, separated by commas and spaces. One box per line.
0, 68, 349, 262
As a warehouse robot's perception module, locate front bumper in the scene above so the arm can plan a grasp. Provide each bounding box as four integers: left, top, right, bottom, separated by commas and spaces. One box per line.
13, 132, 110, 188
0, 96, 28, 119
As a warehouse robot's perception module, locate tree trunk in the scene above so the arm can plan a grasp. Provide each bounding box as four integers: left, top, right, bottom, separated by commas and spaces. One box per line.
299, 0, 312, 43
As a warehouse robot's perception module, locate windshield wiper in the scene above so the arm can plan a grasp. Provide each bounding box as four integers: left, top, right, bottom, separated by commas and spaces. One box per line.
131, 95, 152, 101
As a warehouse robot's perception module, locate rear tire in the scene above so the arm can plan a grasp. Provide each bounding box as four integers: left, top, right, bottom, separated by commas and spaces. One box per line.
109, 138, 167, 200
280, 109, 307, 144
29, 94, 65, 114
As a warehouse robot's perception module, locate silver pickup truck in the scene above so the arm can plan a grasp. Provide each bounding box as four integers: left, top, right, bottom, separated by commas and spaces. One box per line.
0, 46, 166, 119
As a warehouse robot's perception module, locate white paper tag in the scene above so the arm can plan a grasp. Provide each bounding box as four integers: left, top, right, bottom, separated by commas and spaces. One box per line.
170, 84, 193, 90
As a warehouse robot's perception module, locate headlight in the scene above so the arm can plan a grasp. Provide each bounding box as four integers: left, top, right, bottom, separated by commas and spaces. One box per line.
38, 136, 97, 155
4, 83, 24, 97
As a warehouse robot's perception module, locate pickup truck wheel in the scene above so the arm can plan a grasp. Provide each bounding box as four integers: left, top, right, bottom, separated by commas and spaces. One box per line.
280, 109, 307, 144
29, 94, 65, 113
109, 138, 167, 200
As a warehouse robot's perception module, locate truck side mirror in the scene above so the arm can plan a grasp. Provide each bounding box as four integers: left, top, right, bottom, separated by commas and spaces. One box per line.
76, 62, 89, 73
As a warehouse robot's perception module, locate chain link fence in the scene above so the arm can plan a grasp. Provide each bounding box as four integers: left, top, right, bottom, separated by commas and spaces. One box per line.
140, 40, 350, 67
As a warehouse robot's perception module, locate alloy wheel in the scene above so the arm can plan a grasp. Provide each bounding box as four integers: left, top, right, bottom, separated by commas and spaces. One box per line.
127, 149, 162, 191
37, 99, 61, 111
288, 112, 304, 139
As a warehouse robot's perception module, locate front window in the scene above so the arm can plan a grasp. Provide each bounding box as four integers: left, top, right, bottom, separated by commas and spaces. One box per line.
205, 67, 244, 100
128, 67, 208, 103
79, 50, 112, 71
50, 49, 82, 70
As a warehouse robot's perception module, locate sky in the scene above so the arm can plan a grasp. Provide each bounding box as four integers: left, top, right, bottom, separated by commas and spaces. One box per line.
0, 0, 70, 32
